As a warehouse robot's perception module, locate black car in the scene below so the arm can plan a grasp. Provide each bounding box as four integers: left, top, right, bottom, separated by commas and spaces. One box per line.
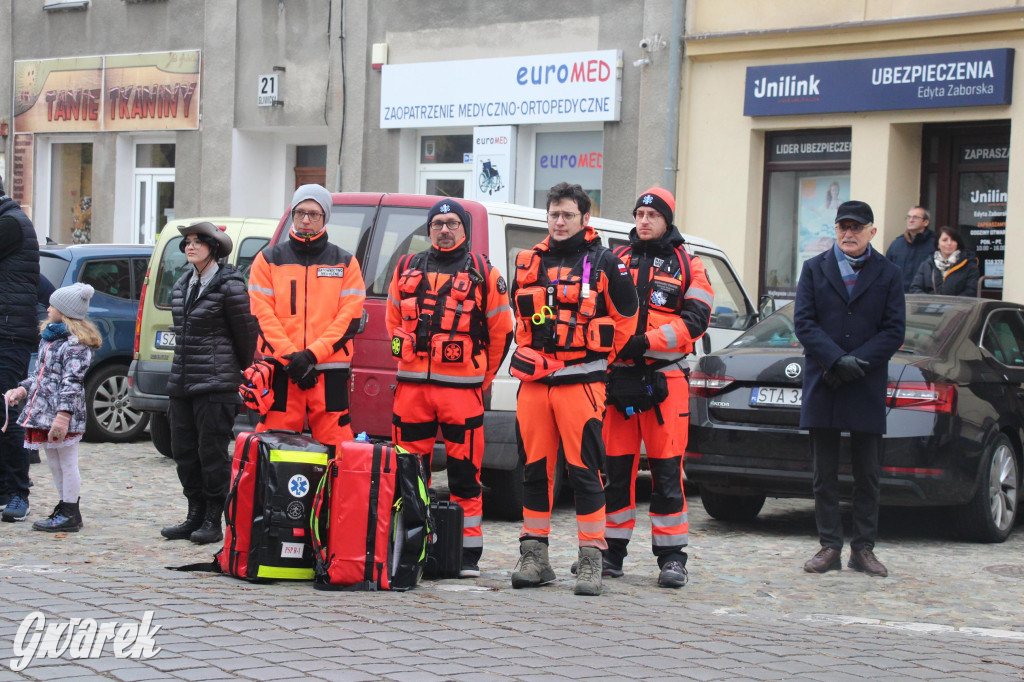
686, 295, 1021, 543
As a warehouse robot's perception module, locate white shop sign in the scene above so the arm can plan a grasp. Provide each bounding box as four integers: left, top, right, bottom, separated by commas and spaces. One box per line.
381, 50, 621, 129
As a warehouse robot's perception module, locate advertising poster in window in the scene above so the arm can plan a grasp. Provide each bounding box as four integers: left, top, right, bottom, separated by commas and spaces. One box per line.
797, 175, 849, 272
959, 171, 1007, 290
471, 126, 515, 203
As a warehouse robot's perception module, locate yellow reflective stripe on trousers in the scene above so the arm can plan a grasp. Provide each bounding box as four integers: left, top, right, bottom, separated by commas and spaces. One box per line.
268, 450, 330, 465
256, 565, 315, 580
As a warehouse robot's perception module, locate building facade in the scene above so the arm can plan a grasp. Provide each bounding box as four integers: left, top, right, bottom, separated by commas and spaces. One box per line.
0, 0, 680, 244
0, 0, 342, 244
678, 1, 1023, 302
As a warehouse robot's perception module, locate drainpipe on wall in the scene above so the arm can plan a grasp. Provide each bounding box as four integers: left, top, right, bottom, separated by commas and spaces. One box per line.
662, 0, 685, 191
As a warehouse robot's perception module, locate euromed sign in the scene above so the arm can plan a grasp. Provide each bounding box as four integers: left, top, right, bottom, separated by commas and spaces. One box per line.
744, 49, 1013, 116
380, 50, 621, 128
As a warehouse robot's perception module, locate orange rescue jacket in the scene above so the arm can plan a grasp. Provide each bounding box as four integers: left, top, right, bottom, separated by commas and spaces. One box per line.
248, 231, 366, 368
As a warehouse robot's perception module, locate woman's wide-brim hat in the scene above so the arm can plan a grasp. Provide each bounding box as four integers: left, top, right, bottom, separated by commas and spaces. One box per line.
178, 221, 233, 258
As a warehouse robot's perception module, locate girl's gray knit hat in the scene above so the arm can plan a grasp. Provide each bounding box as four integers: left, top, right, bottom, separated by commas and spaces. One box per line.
50, 282, 95, 320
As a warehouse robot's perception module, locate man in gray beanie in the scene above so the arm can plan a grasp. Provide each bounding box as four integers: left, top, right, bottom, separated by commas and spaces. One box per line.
0, 174, 40, 521
247, 185, 366, 445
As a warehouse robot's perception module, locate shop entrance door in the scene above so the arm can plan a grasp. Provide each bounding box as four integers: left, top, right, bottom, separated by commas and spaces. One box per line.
134, 173, 175, 244
922, 121, 1010, 298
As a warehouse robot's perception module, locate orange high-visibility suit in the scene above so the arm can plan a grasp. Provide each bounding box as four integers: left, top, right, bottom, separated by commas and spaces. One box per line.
511, 225, 638, 549
248, 228, 366, 446
387, 245, 513, 567
603, 227, 713, 569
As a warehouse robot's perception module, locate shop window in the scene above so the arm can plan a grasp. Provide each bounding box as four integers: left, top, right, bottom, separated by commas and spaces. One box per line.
761, 129, 851, 299
50, 143, 93, 244
420, 135, 472, 164
533, 131, 604, 216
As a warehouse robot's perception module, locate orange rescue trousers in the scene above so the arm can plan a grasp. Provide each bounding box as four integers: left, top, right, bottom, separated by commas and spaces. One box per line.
392, 383, 484, 561
256, 368, 354, 446
517, 381, 607, 550
602, 372, 689, 566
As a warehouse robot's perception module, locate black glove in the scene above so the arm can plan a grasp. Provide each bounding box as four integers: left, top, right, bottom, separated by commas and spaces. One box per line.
283, 349, 319, 390
831, 355, 870, 383
822, 370, 843, 391
617, 334, 649, 362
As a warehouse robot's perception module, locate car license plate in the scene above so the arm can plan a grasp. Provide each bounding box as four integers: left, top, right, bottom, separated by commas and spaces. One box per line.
749, 386, 802, 407
156, 330, 176, 349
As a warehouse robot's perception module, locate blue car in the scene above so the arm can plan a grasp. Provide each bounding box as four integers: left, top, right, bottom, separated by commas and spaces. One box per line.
36, 244, 154, 442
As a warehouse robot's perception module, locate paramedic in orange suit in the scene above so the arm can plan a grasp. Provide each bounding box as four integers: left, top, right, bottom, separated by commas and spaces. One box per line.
247, 184, 366, 446
386, 198, 513, 578
509, 182, 638, 596
603, 187, 713, 589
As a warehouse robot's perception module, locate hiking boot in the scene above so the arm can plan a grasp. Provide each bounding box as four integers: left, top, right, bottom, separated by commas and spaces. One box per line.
511, 539, 556, 588
573, 547, 603, 596
570, 557, 624, 578
162, 498, 206, 540
189, 502, 223, 545
459, 560, 480, 578
2, 494, 30, 522
33, 501, 82, 532
848, 547, 888, 577
658, 560, 688, 588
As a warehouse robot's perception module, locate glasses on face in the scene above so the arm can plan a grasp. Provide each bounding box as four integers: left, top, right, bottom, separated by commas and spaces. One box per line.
429, 220, 463, 232
547, 211, 580, 223
836, 223, 868, 234
906, 214, 925, 222
292, 209, 325, 223
183, 239, 204, 249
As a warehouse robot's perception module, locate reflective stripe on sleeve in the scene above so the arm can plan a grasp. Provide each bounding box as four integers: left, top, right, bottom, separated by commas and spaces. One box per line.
248, 284, 274, 296
684, 286, 714, 307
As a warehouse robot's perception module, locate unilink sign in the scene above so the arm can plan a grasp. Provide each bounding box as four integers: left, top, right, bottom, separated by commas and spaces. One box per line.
744, 49, 1013, 116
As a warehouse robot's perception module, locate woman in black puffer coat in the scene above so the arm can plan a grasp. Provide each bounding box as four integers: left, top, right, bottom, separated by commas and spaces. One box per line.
161, 222, 257, 545
909, 225, 980, 297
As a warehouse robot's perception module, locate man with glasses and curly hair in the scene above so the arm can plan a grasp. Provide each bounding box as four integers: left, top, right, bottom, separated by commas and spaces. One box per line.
247, 184, 366, 446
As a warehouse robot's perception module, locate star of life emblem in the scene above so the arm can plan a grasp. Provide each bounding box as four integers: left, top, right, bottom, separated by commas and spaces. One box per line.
440, 203, 451, 213
643, 195, 654, 205
651, 290, 668, 307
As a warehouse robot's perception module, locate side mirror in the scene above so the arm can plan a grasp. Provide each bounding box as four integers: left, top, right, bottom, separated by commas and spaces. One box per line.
757, 295, 776, 321
701, 334, 712, 355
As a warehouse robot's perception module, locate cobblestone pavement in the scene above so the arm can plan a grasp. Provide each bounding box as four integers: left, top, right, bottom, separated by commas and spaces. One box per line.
1, 437, 1023, 680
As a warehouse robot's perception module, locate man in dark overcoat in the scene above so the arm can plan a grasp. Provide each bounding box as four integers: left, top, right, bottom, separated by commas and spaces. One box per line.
794, 200, 905, 578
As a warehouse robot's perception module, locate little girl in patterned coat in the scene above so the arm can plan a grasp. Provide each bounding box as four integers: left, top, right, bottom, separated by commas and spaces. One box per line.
4, 282, 101, 531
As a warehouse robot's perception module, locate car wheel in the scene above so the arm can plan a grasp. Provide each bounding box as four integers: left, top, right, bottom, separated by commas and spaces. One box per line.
149, 411, 174, 459
481, 454, 565, 521
84, 364, 150, 443
699, 486, 766, 522
952, 433, 1018, 543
